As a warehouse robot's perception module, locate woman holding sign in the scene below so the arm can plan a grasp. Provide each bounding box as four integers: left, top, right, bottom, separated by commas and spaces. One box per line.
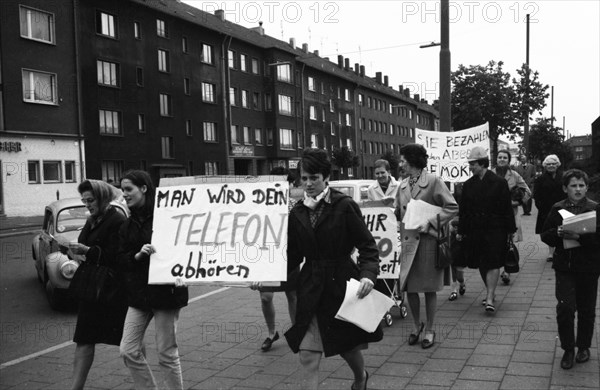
117, 170, 189, 390
285, 148, 382, 390
394, 144, 458, 349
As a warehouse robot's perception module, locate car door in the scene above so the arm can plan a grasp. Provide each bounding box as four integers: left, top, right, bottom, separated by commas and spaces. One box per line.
38, 208, 55, 270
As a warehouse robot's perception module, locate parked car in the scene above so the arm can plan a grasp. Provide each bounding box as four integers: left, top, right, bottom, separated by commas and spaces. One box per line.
328, 179, 374, 204
32, 197, 128, 310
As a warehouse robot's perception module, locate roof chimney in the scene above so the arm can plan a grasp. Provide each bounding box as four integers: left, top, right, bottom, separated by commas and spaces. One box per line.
354, 63, 359, 74
344, 58, 350, 71
399, 84, 404, 93
404, 88, 410, 97
215, 9, 225, 21
414, 93, 420, 101
360, 65, 365, 77
289, 38, 296, 48
384, 75, 389, 86
376, 72, 382, 83
302, 43, 309, 53
337, 55, 344, 68
251, 21, 265, 35
314, 50, 319, 57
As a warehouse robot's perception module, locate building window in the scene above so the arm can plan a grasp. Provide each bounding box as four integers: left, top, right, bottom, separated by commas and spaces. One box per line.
185, 120, 192, 136
278, 95, 292, 115
133, 21, 141, 39
137, 114, 145, 133
345, 113, 351, 126
202, 83, 215, 103
320, 82, 325, 94
28, 161, 40, 184
22, 69, 56, 104
230, 125, 240, 144
182, 36, 188, 53
228, 50, 236, 69
368, 120, 372, 131
297, 131, 304, 149
156, 19, 167, 37
344, 88, 350, 102
20, 6, 54, 44
64, 161, 76, 182
99, 109, 121, 135
265, 93, 272, 111
251, 58, 259, 74
97, 60, 119, 87
358, 94, 364, 106
159, 93, 172, 116
347, 167, 354, 177
96, 11, 117, 38
329, 99, 334, 113
367, 97, 372, 108
255, 128, 263, 144
276, 64, 292, 82
205, 162, 218, 175
346, 138, 352, 150
322, 108, 326, 122
311, 134, 318, 149
575, 146, 583, 152
337, 87, 341, 99
322, 137, 327, 151
203, 122, 217, 142
136, 67, 144, 86
267, 128, 274, 146
183, 78, 190, 95
360, 117, 365, 130
229, 87, 237, 106
309, 105, 317, 120
161, 136, 173, 158
158, 49, 170, 72
241, 90, 249, 108
240, 54, 247, 72
243, 126, 251, 144
202, 44, 213, 64
330, 122, 335, 135
252, 92, 260, 110
280, 128, 294, 149
101, 160, 123, 183
308, 77, 316, 91
43, 161, 61, 183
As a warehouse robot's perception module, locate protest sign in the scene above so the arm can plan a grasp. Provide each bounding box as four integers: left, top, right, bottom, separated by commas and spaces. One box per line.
415, 122, 490, 182
353, 202, 400, 279
149, 180, 289, 284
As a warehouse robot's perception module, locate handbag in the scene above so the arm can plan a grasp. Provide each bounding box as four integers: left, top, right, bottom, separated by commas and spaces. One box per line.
504, 236, 520, 273
435, 214, 453, 269
69, 247, 118, 304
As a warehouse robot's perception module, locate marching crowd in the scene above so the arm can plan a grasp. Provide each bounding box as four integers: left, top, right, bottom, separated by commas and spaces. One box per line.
66, 145, 598, 390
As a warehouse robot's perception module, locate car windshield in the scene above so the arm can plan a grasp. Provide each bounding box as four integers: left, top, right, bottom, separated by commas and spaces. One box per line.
332, 186, 354, 198
56, 206, 89, 233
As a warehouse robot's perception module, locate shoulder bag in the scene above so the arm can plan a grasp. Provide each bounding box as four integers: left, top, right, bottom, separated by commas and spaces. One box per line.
435, 214, 453, 269
69, 247, 118, 304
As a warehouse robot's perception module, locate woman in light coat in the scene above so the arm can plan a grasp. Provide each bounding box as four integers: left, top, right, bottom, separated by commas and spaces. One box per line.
395, 144, 458, 349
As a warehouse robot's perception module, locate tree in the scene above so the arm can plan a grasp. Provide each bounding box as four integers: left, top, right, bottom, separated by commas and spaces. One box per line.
528, 117, 572, 166
380, 150, 400, 179
451, 60, 549, 160
331, 146, 359, 177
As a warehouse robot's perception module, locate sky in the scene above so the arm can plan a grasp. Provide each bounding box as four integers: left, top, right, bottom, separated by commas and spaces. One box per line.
186, 0, 599, 139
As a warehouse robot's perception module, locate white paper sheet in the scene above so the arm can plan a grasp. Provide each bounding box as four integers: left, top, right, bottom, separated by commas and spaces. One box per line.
335, 278, 395, 333
402, 199, 442, 230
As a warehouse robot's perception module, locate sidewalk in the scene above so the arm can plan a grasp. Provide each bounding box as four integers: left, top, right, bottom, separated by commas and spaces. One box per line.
0, 215, 43, 237
1, 208, 599, 390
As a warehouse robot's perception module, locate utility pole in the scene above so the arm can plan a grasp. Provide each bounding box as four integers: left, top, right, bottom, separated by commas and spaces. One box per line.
439, 0, 451, 132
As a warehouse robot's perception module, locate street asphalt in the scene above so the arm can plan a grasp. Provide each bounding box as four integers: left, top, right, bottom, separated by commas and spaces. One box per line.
0, 207, 598, 389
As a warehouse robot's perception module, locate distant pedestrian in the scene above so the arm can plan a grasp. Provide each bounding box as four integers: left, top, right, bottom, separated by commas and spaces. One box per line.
70, 180, 128, 390
540, 169, 600, 369
285, 148, 382, 390
395, 144, 458, 348
457, 146, 516, 314
534, 154, 566, 262
367, 159, 400, 206
118, 170, 188, 390
513, 154, 536, 215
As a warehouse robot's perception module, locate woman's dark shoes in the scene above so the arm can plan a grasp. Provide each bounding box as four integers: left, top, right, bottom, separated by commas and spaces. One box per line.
575, 348, 590, 363
501, 272, 510, 285
261, 331, 279, 351
459, 283, 466, 296
448, 291, 458, 301
560, 349, 575, 369
408, 322, 424, 345
350, 370, 368, 390
485, 303, 496, 313
421, 331, 435, 349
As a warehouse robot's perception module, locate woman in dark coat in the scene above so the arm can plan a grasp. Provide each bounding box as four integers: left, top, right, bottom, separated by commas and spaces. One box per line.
457, 147, 516, 313
534, 154, 566, 261
285, 148, 382, 390
118, 170, 188, 390
70, 180, 127, 390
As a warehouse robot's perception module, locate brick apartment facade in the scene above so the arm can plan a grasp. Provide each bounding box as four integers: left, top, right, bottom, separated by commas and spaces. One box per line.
0, 0, 438, 216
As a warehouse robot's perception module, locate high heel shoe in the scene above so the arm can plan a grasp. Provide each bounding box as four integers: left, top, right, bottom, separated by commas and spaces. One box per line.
350, 370, 369, 390
408, 322, 424, 345
421, 331, 436, 349
459, 283, 466, 296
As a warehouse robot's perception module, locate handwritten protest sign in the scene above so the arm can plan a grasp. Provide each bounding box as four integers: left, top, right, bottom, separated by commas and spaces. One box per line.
415, 122, 491, 182
353, 202, 400, 279
149, 181, 289, 284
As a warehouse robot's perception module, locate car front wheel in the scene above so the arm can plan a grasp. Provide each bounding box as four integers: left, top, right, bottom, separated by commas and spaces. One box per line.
45, 280, 64, 311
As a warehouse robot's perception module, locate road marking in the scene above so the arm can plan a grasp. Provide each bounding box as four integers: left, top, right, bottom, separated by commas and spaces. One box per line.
0, 287, 230, 370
